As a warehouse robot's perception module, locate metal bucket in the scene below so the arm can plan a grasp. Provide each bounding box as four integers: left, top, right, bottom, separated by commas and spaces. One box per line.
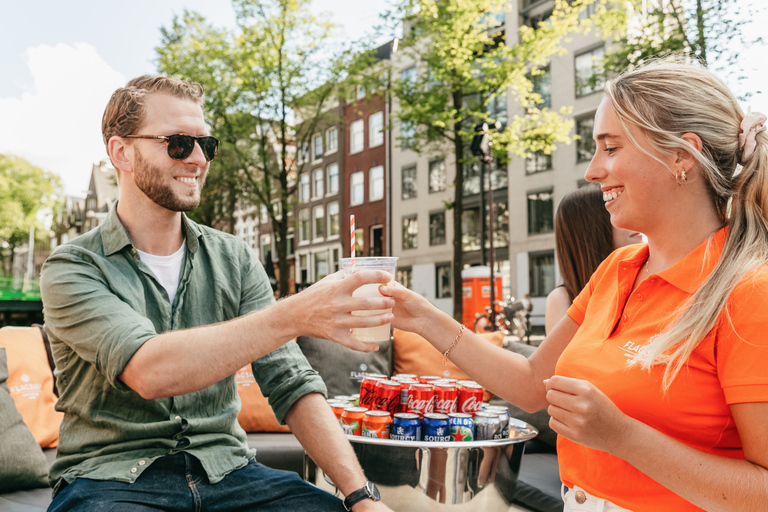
304, 417, 538, 511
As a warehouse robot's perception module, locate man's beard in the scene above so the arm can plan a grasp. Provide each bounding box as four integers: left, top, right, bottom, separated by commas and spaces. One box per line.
133, 149, 206, 212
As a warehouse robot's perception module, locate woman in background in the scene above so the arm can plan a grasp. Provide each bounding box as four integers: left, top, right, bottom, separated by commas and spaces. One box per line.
544, 186, 643, 333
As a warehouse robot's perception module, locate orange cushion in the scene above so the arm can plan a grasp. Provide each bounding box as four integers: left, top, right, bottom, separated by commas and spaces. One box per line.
0, 327, 63, 448
392, 329, 505, 402
235, 366, 291, 433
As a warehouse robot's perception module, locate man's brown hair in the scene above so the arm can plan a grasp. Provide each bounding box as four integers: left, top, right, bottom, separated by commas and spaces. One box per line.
101, 75, 205, 151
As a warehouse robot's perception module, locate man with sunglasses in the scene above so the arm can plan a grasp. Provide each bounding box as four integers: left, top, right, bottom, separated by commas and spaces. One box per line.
40, 75, 391, 512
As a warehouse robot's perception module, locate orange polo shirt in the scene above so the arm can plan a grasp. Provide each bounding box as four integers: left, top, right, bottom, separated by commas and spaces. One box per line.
557, 227, 768, 512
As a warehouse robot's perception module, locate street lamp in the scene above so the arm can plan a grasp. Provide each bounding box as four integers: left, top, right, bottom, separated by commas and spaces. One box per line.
470, 122, 499, 330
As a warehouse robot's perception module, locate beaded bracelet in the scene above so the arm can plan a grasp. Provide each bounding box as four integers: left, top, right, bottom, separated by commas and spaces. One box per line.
442, 324, 466, 367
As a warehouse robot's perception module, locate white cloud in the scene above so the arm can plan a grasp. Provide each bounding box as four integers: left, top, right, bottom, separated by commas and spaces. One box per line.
0, 43, 125, 196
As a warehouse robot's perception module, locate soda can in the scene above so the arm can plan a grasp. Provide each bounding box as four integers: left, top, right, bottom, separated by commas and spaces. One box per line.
406, 383, 435, 419
334, 395, 355, 404
327, 399, 348, 424
480, 402, 490, 411
351, 394, 360, 407
362, 410, 392, 439
457, 383, 484, 416
394, 373, 417, 381
448, 412, 475, 441
434, 382, 458, 415
373, 379, 401, 415
359, 376, 382, 409
391, 413, 421, 441
419, 375, 442, 385
341, 406, 368, 436
422, 413, 451, 442
484, 406, 510, 439
457, 380, 477, 387
364, 373, 388, 379
397, 379, 417, 413
474, 411, 502, 440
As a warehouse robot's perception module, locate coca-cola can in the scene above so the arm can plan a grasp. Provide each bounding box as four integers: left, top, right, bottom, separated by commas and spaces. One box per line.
457, 383, 484, 416
434, 382, 458, 414
419, 375, 442, 385
359, 376, 382, 409
397, 379, 417, 413
406, 383, 435, 419
394, 373, 417, 381
373, 379, 401, 415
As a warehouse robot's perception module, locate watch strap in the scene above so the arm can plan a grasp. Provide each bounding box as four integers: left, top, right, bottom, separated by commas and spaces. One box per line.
343, 481, 379, 511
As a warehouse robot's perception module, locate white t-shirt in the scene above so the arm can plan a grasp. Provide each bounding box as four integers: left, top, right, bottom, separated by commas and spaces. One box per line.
136, 241, 186, 304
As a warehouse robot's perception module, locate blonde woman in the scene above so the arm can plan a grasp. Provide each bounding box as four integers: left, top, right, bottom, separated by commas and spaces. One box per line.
382, 61, 768, 512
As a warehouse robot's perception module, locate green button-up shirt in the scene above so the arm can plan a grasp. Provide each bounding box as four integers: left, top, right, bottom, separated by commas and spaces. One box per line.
40, 204, 325, 495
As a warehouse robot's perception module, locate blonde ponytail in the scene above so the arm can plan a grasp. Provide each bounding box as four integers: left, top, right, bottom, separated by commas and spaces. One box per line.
604, 60, 768, 390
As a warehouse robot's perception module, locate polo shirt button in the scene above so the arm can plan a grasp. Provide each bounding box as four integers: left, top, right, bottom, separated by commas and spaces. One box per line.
635, 294, 642, 300
138, 460, 146, 466
130, 467, 137, 473
622, 314, 628, 322
575, 491, 587, 504
175, 416, 181, 420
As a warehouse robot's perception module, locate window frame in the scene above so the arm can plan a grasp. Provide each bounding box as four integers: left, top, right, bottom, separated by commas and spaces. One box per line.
350, 119, 364, 154
369, 111, 384, 148
574, 45, 606, 98
313, 205, 325, 241
429, 210, 446, 246
312, 168, 324, 199
428, 159, 447, 194
327, 163, 339, 195
325, 127, 338, 154
402, 215, 418, 250
350, 171, 365, 206
369, 165, 384, 202
312, 133, 323, 162
527, 188, 554, 235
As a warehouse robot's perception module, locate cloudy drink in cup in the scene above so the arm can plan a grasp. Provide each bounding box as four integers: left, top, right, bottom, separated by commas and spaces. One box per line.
341, 257, 398, 343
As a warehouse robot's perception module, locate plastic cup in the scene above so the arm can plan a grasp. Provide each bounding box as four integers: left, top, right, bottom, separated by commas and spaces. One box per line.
341, 257, 398, 342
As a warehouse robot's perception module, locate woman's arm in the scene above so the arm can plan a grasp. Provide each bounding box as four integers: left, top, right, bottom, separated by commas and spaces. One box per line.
545, 286, 572, 335
546, 377, 768, 512
383, 283, 580, 412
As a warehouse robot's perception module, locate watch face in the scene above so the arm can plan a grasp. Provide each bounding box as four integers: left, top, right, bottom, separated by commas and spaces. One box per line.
366, 481, 381, 500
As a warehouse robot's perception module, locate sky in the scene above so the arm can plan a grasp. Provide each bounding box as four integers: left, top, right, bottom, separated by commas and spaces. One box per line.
1, 1, 766, 196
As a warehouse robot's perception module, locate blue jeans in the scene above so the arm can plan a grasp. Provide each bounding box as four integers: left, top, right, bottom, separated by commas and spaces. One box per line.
48, 453, 346, 511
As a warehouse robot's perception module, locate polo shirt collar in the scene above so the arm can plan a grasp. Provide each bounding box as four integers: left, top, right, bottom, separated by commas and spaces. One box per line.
655, 227, 727, 294
102, 201, 203, 256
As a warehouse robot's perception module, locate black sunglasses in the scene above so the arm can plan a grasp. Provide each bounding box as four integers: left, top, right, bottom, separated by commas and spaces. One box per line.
124, 133, 219, 162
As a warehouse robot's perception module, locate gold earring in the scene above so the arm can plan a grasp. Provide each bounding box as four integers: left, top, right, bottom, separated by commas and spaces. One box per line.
677, 169, 687, 185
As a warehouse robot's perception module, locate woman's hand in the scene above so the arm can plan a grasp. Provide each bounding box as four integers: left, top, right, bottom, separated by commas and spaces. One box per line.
544, 376, 632, 454
378, 281, 435, 338
289, 269, 395, 353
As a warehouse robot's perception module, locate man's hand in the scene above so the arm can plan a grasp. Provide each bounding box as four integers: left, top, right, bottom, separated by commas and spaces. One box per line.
288, 269, 394, 352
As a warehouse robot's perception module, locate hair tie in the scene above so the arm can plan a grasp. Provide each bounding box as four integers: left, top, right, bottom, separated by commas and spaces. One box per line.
739, 112, 767, 164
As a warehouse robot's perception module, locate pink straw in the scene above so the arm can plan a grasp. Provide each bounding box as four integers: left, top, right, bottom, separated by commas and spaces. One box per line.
350, 215, 356, 266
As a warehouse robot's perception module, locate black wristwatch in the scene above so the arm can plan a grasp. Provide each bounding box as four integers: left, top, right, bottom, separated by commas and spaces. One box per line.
343, 481, 381, 511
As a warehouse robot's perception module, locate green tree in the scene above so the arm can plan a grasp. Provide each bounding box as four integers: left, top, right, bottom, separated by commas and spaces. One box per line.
0, 154, 62, 277
602, 0, 764, 97
156, 0, 346, 297
380, 0, 598, 320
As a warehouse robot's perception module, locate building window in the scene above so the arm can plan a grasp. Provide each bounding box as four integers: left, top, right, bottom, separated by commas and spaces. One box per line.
314, 250, 329, 280
326, 127, 338, 154
356, 85, 366, 99
300, 141, 309, 164
328, 202, 340, 237
298, 254, 308, 284
354, 228, 364, 255
401, 67, 416, 87
369, 165, 384, 201
350, 171, 364, 206
397, 266, 413, 290
300, 173, 310, 202
428, 159, 447, 193
401, 120, 416, 149
525, 151, 552, 175
260, 204, 269, 224
487, 94, 507, 128
287, 231, 294, 256
313, 168, 324, 198
402, 164, 417, 199
529, 250, 555, 297
299, 209, 310, 242
332, 248, 341, 273
260, 234, 271, 261
528, 189, 554, 235
493, 200, 510, 248
429, 211, 446, 246
313, 133, 323, 161
350, 119, 364, 154
402, 215, 418, 250
576, 115, 595, 162
461, 207, 481, 252
575, 46, 605, 97
271, 199, 282, 221
531, 67, 551, 108
313, 205, 325, 239
436, 263, 451, 299
371, 225, 383, 256
327, 163, 339, 194
369, 111, 384, 148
